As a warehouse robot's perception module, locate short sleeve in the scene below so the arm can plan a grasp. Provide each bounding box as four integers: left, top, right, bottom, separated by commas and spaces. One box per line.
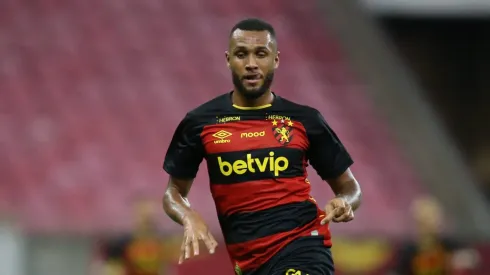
305, 110, 353, 180
163, 113, 205, 179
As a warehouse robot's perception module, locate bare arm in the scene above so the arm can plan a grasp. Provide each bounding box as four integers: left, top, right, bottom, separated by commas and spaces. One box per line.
162, 113, 217, 262
321, 168, 362, 224
163, 176, 194, 225
163, 176, 218, 263
326, 168, 362, 211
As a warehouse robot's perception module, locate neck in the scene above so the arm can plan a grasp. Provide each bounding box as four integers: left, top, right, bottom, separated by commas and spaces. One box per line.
232, 90, 274, 107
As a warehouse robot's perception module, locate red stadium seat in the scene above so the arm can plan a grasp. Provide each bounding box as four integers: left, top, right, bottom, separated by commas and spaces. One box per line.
0, 0, 424, 237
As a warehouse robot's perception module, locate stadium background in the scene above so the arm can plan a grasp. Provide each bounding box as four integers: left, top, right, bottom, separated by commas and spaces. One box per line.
1, 0, 489, 274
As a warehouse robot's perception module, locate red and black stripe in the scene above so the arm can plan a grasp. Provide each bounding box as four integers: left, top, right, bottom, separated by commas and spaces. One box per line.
218, 200, 318, 244
224, 204, 332, 271
200, 118, 333, 272
210, 177, 312, 216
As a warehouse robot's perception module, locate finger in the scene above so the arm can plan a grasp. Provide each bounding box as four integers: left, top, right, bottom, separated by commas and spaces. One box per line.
324, 203, 335, 217
332, 205, 348, 221
322, 207, 340, 225
333, 206, 347, 222
345, 209, 355, 222
321, 210, 335, 225
334, 208, 354, 223
321, 204, 336, 225
192, 234, 200, 256
333, 213, 350, 222
201, 232, 217, 254
335, 206, 347, 216
178, 254, 184, 264
208, 232, 218, 253
185, 234, 193, 260
179, 235, 188, 264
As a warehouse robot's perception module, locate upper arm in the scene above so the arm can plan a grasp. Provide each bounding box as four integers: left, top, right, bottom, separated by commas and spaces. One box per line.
163, 113, 205, 180
304, 109, 353, 180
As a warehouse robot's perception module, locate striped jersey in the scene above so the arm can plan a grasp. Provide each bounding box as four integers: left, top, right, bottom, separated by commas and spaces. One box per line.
163, 92, 353, 273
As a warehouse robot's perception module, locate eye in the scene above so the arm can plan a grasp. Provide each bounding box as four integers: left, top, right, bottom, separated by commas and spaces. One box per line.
235, 52, 246, 59
256, 51, 268, 58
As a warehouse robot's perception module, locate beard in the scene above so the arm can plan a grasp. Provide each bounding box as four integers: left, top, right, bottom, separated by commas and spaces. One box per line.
232, 71, 275, 100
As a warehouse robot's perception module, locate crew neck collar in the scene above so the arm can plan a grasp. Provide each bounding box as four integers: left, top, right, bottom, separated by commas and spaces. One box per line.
229, 91, 276, 110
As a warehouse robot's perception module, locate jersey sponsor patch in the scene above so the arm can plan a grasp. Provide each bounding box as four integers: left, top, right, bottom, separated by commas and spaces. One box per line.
207, 147, 305, 184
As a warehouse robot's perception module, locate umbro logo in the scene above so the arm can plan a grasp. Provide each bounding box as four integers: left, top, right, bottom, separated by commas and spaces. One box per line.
212, 130, 232, 144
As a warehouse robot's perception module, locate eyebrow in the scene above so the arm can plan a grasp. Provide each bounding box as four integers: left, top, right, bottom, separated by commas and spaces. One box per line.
233, 45, 271, 52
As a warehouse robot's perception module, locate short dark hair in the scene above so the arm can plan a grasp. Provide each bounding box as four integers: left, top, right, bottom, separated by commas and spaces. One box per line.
230, 18, 276, 40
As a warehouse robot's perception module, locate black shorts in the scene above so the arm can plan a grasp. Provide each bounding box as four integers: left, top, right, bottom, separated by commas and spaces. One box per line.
246, 236, 335, 275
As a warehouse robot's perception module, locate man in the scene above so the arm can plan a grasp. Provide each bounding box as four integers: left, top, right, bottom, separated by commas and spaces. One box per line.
163, 18, 362, 275
391, 196, 476, 275
103, 198, 174, 275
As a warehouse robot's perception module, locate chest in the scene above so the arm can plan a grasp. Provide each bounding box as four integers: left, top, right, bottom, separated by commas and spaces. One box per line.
201, 116, 309, 155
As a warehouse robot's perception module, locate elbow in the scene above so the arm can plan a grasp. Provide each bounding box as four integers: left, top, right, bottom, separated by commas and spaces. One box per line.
162, 184, 191, 214
353, 181, 362, 210
355, 190, 362, 210
162, 187, 175, 215
162, 192, 170, 215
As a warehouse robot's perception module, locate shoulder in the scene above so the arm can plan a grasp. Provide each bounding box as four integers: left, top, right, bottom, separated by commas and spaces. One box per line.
277, 96, 322, 119
277, 96, 326, 130
277, 96, 319, 114
187, 93, 230, 118
179, 93, 230, 127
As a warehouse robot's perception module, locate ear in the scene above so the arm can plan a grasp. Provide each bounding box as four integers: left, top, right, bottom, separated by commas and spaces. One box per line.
274, 51, 280, 69
225, 51, 230, 68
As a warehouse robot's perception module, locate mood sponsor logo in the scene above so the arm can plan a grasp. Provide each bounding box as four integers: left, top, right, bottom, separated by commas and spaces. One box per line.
240, 131, 265, 138
218, 151, 288, 177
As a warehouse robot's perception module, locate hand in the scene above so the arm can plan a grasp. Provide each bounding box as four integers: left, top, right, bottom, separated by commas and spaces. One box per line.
179, 211, 218, 264
320, 197, 354, 225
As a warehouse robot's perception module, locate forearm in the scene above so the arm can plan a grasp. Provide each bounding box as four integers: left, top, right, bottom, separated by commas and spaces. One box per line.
163, 185, 193, 225
334, 179, 362, 211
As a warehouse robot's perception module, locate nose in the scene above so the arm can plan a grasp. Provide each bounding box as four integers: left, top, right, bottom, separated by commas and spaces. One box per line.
245, 57, 258, 71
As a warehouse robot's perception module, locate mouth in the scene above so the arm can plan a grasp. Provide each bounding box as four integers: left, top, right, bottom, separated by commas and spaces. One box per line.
243, 74, 262, 85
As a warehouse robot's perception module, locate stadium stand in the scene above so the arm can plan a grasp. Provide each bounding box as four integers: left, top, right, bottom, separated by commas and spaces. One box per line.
0, 0, 424, 237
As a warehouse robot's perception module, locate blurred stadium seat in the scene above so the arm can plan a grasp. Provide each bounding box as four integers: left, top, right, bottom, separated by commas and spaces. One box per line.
0, 0, 424, 237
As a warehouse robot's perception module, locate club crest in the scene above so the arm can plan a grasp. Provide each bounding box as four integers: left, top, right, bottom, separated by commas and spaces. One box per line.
271, 119, 294, 145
